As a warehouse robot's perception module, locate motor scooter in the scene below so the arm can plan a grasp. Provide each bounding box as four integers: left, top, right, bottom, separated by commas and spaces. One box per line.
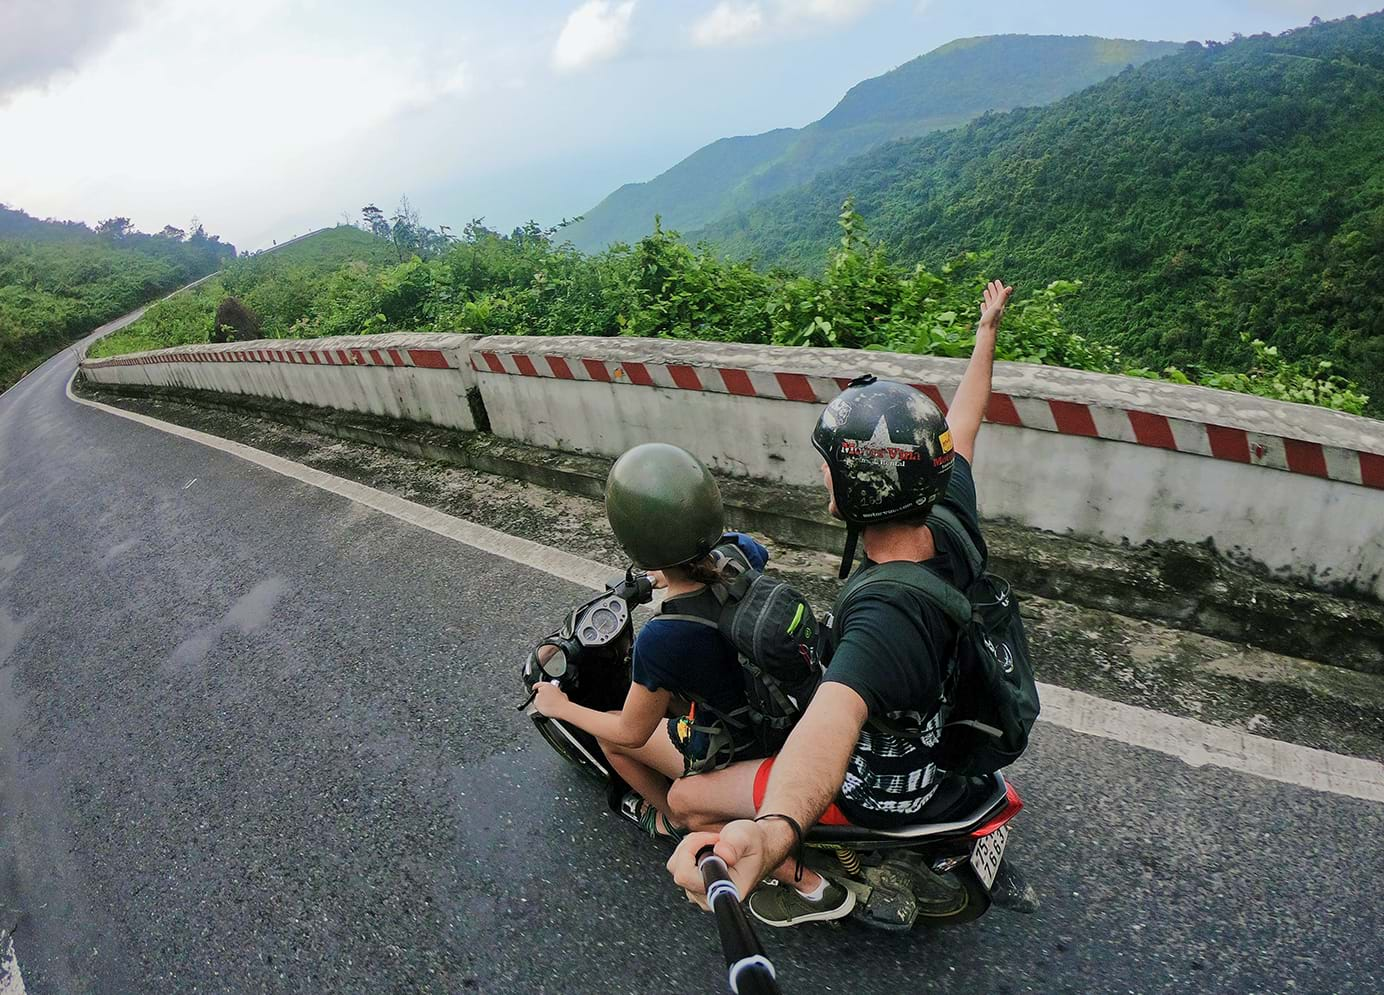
519, 569, 1040, 932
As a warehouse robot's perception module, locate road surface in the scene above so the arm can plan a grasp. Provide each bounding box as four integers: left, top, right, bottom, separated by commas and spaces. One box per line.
1, 323, 1382, 994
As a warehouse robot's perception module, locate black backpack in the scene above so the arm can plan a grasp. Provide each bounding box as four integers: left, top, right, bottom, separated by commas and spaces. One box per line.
659, 541, 823, 769
831, 507, 1040, 776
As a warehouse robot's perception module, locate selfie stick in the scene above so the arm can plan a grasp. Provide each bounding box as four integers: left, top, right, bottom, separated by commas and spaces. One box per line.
696, 846, 783, 995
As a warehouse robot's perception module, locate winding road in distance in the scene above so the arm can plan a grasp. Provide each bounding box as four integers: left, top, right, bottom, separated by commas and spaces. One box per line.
1, 306, 1382, 994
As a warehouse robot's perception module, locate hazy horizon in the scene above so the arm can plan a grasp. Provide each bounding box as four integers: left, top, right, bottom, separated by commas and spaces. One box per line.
2, 0, 1377, 251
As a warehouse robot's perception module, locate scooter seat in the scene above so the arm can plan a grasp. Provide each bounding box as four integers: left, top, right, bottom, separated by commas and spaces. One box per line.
805, 773, 1008, 844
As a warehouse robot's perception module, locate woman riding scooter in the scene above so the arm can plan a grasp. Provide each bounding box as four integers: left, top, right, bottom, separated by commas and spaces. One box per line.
531, 443, 773, 839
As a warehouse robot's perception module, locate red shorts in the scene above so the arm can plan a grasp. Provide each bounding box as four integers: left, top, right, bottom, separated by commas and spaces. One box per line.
753, 757, 854, 827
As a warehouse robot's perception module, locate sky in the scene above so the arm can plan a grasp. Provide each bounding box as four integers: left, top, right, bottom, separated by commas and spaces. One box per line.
0, 0, 1378, 251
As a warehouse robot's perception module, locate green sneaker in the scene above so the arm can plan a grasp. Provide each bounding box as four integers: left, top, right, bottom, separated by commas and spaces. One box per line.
748, 879, 857, 928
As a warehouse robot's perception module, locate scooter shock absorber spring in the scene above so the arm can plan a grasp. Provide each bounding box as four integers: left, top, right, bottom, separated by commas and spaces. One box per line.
835, 847, 862, 878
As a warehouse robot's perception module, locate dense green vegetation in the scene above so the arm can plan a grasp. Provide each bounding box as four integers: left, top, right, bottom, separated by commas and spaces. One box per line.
0, 206, 234, 391
92, 211, 1367, 415
564, 35, 1181, 252
696, 14, 1384, 414
88, 225, 397, 357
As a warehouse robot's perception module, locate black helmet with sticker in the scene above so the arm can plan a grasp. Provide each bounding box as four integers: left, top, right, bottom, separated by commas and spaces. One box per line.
811, 375, 955, 577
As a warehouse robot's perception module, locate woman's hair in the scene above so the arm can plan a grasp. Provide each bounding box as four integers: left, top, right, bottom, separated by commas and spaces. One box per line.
663, 554, 723, 586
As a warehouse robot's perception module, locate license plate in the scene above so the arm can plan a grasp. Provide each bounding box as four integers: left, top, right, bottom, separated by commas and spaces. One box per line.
970, 824, 1009, 890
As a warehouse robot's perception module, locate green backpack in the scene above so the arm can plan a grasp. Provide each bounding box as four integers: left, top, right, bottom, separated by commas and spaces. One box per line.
831, 507, 1040, 776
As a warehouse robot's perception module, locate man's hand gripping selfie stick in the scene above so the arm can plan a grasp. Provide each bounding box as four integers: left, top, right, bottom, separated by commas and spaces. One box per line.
696, 846, 783, 995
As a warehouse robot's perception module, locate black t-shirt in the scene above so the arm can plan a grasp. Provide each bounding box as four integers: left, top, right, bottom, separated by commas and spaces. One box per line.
821, 455, 985, 827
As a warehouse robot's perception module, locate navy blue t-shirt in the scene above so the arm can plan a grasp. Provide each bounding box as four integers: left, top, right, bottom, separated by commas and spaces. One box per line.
630, 533, 769, 716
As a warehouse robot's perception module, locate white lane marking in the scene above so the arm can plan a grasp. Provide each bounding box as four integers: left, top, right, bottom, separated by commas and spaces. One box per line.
0, 932, 27, 995
1036, 683, 1384, 804
67, 373, 613, 592
66, 373, 1384, 805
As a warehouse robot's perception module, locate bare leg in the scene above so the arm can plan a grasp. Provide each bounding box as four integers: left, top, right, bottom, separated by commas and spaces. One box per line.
600, 725, 686, 830
666, 760, 823, 891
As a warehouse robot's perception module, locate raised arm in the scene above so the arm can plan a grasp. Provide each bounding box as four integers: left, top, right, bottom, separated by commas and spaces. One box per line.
946, 278, 1012, 462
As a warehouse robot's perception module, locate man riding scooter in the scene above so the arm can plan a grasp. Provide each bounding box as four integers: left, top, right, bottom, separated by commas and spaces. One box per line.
664, 279, 1015, 927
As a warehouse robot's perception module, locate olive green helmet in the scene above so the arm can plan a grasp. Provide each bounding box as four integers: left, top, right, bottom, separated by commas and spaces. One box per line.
605, 443, 724, 570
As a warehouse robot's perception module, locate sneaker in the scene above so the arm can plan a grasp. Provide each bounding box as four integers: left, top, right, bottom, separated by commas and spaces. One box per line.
748, 878, 856, 928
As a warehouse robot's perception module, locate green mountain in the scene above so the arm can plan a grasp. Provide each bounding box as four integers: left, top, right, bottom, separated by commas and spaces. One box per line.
698, 14, 1384, 408
0, 205, 234, 391
563, 34, 1182, 252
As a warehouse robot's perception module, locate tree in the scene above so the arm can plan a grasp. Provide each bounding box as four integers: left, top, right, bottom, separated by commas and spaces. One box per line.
390, 195, 423, 262
158, 225, 186, 241
96, 217, 134, 240
361, 203, 390, 240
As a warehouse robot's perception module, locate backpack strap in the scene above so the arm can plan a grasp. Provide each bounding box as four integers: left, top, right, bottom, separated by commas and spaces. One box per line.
927, 507, 985, 583
658, 585, 725, 628
838, 561, 972, 629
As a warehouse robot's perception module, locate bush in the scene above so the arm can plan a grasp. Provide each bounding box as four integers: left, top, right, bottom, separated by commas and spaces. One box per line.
91, 210, 1371, 417
211, 296, 262, 343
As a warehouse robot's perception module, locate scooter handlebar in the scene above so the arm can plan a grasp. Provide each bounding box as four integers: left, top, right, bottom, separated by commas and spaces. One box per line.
696, 846, 782, 995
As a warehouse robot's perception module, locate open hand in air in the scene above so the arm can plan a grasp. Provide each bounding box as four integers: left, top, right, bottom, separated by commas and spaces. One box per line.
979, 278, 1013, 332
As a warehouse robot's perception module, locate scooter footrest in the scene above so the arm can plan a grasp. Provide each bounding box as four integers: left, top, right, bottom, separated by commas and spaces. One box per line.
854, 883, 918, 931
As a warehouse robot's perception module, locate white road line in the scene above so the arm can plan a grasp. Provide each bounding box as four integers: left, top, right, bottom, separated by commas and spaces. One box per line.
1036, 684, 1384, 804
66, 373, 1384, 805
67, 372, 614, 592
0, 932, 26, 995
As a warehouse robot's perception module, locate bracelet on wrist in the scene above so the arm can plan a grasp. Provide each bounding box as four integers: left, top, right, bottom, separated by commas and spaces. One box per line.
754, 813, 806, 883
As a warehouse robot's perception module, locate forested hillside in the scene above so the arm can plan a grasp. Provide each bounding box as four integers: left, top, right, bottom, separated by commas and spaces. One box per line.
0, 206, 234, 391
564, 35, 1180, 252
698, 13, 1384, 410
92, 210, 1368, 415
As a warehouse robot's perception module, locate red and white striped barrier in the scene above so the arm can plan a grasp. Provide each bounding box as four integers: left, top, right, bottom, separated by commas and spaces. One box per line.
470, 346, 1384, 491
81, 333, 480, 432
84, 345, 455, 371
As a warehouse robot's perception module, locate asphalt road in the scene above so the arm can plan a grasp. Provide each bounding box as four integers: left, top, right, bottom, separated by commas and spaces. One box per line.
1, 332, 1382, 995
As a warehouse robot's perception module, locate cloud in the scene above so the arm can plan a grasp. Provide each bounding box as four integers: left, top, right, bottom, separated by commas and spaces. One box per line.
794, 0, 879, 24
692, 2, 767, 47
690, 0, 879, 47
552, 1, 637, 73
0, 0, 152, 102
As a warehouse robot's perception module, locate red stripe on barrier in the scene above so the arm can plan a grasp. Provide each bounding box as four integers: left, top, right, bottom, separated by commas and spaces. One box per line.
333, 350, 349, 366
720, 368, 756, 397
370, 350, 384, 366
775, 372, 816, 402
481, 351, 505, 374
409, 349, 450, 369
834, 377, 855, 391
1049, 400, 1099, 437
621, 362, 654, 387
669, 365, 702, 390
1283, 438, 1328, 478
547, 356, 575, 379
583, 358, 612, 382
1206, 425, 1251, 463
986, 393, 1022, 427
1127, 411, 1177, 450
1360, 452, 1384, 489
916, 384, 949, 414
389, 348, 405, 367
514, 354, 539, 377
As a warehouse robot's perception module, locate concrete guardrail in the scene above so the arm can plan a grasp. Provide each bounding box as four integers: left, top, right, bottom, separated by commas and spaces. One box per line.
82, 332, 1384, 603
